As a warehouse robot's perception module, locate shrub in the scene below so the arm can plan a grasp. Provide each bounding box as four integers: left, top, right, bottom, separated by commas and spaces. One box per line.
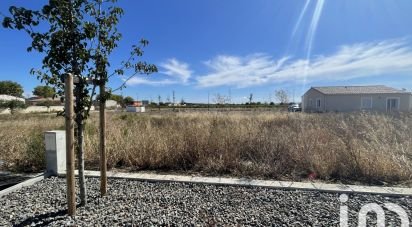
0, 100, 26, 114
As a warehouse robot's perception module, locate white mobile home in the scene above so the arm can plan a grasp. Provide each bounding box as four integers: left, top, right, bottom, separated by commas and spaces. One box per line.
302, 85, 412, 112
126, 106, 145, 113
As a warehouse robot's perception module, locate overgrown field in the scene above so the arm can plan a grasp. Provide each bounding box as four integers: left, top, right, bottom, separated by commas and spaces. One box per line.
1, 111, 411, 185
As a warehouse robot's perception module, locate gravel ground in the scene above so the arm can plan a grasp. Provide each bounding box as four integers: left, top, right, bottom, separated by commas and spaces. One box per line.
0, 177, 411, 226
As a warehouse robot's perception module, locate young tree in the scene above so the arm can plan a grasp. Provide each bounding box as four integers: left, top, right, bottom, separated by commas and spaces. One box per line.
0, 81, 24, 97
275, 89, 289, 105
33, 85, 55, 98
213, 93, 229, 105
3, 0, 157, 207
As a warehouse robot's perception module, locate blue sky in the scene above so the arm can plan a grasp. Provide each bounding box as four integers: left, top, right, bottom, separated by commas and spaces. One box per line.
1, 0, 412, 103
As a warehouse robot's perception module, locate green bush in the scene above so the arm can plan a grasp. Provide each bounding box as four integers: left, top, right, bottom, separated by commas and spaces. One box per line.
0, 100, 26, 114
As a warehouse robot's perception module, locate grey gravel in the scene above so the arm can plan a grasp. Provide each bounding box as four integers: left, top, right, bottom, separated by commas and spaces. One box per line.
0, 177, 411, 226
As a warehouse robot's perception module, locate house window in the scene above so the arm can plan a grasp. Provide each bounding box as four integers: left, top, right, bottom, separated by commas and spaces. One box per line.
386, 97, 400, 111
309, 99, 313, 106
316, 98, 321, 108
361, 97, 372, 109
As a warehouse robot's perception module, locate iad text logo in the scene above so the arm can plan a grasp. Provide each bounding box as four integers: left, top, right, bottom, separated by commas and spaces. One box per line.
339, 194, 409, 227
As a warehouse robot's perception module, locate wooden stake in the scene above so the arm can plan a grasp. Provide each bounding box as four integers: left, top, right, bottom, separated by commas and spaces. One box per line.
99, 83, 107, 196
65, 73, 76, 216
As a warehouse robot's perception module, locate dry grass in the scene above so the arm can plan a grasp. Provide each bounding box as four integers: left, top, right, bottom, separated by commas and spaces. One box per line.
0, 113, 63, 172
1, 111, 411, 184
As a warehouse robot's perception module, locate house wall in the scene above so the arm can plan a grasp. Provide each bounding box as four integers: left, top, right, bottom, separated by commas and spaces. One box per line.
410, 94, 412, 110
304, 88, 412, 112
302, 89, 325, 112
325, 93, 412, 112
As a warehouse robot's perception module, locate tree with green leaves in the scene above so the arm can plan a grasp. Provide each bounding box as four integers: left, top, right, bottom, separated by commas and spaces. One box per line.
0, 81, 24, 97
0, 100, 26, 114
3, 0, 157, 207
33, 85, 55, 98
123, 96, 134, 106
96, 93, 122, 103
108, 93, 122, 103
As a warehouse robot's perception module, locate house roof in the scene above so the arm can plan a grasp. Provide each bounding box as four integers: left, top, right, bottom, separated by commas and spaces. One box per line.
27, 96, 61, 102
312, 85, 410, 95
0, 95, 25, 102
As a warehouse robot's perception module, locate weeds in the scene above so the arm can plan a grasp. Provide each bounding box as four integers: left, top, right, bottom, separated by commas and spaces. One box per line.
0, 111, 411, 184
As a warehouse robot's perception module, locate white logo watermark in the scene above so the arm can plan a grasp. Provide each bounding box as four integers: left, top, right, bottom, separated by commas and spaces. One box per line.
339, 194, 410, 227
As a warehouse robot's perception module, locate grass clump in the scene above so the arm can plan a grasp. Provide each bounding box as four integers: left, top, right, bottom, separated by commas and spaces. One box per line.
0, 111, 411, 185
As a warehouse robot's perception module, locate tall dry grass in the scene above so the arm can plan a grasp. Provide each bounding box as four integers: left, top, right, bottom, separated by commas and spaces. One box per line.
1, 111, 411, 184
0, 114, 63, 172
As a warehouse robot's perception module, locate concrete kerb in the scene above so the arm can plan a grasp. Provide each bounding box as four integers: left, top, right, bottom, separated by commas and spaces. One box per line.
0, 172, 50, 198
1, 170, 411, 198
56, 170, 412, 197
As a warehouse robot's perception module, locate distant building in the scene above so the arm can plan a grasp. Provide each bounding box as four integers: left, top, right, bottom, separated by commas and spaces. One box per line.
93, 99, 119, 109
126, 106, 145, 113
0, 95, 25, 103
130, 101, 143, 107
142, 100, 149, 106
26, 96, 62, 106
130, 100, 149, 107
302, 85, 412, 112
106, 100, 118, 108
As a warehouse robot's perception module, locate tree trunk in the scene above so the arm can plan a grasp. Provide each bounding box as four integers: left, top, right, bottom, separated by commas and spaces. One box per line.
77, 121, 87, 206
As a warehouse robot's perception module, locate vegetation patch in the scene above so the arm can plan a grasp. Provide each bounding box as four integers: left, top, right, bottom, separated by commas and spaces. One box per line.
0, 111, 411, 185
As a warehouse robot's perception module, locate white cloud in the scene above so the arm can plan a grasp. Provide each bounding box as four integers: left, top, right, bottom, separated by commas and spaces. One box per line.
197, 39, 412, 88
160, 58, 192, 83
125, 77, 177, 86
124, 58, 192, 86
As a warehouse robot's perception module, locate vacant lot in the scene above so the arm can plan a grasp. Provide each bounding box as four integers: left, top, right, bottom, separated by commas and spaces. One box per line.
0, 111, 411, 184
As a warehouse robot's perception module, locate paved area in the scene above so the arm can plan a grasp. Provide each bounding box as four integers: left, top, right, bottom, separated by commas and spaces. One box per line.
0, 171, 39, 191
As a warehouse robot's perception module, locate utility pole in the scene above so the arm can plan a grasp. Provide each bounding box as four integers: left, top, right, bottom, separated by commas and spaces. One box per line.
228, 88, 232, 111
158, 95, 161, 111
65, 73, 76, 216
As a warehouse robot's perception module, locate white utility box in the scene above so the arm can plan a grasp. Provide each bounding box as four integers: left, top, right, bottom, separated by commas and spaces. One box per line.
45, 130, 66, 175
